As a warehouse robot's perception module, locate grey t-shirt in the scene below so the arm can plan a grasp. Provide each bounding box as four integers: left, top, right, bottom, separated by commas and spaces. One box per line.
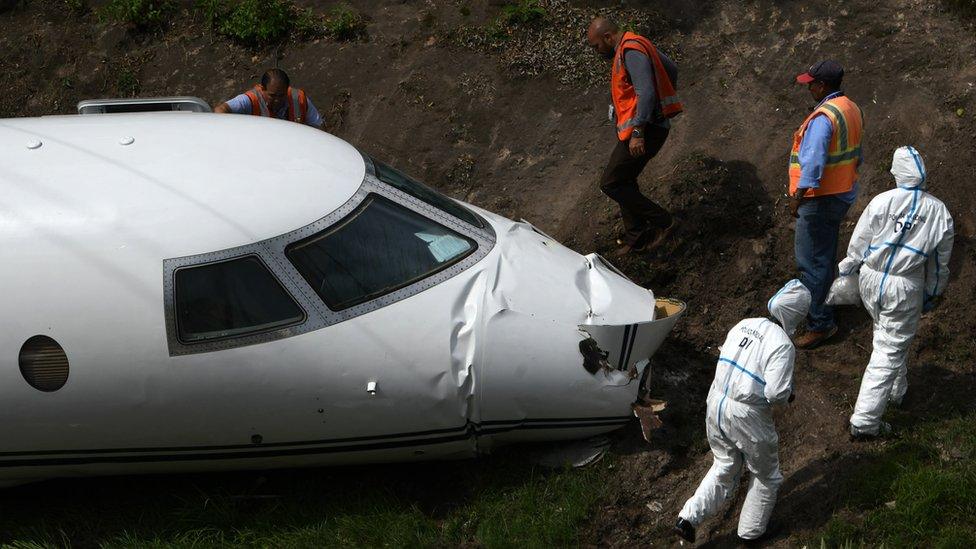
623, 47, 678, 130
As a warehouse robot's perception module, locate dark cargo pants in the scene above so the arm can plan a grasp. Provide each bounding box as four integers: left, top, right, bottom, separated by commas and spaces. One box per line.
599, 125, 673, 246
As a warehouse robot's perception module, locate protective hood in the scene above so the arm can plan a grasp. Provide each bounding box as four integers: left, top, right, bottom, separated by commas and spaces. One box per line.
891, 145, 927, 190
766, 279, 812, 336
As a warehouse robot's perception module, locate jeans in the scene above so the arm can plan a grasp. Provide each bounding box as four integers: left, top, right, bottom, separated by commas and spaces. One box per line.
599, 126, 673, 245
794, 195, 851, 332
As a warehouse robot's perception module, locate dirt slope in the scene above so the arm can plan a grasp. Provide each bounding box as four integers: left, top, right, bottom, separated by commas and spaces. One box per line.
2, 0, 975, 546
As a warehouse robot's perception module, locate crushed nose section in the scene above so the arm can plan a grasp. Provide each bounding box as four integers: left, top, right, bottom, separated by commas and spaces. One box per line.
580, 298, 687, 373
579, 299, 685, 443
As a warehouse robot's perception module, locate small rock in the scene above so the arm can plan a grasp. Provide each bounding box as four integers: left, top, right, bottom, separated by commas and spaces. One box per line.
646, 501, 663, 512
885, 500, 896, 509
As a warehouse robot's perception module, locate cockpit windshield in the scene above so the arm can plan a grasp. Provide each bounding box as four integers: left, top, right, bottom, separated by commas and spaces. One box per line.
369, 157, 485, 229
286, 194, 476, 310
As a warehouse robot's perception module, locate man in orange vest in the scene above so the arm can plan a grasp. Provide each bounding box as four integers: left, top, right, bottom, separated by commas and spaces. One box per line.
587, 17, 682, 256
789, 60, 864, 349
214, 68, 325, 129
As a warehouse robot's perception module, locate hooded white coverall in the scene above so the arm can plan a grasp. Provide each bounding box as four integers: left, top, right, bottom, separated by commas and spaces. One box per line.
838, 146, 954, 436
678, 280, 811, 539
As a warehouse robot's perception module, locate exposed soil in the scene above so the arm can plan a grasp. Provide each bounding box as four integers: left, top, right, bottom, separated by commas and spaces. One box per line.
2, 0, 975, 546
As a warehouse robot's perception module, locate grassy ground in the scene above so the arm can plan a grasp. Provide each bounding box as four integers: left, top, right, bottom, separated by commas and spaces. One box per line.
0, 448, 607, 548
815, 412, 976, 548
2, 418, 973, 548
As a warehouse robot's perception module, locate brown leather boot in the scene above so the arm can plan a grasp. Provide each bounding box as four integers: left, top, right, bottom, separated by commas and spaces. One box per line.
646, 218, 678, 251
612, 227, 656, 257
794, 325, 838, 349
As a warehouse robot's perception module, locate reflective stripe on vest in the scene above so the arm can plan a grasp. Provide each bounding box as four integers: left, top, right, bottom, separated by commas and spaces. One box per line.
287, 87, 309, 124
246, 86, 271, 117
611, 32, 682, 141
290, 89, 302, 123
788, 95, 864, 197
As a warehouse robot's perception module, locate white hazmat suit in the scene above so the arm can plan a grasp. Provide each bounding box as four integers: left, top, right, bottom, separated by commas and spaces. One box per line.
838, 146, 954, 436
678, 280, 811, 540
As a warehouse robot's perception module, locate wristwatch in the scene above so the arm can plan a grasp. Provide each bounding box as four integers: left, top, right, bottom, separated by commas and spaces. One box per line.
632, 127, 644, 138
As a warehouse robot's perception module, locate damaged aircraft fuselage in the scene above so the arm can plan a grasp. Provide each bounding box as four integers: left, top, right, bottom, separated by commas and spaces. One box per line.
0, 112, 684, 486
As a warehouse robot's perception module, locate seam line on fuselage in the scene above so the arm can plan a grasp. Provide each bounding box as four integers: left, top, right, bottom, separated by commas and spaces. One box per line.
0, 416, 634, 461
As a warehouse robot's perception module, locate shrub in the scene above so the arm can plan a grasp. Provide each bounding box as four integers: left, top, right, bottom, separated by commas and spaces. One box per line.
101, 0, 176, 29
481, 0, 547, 41
211, 0, 294, 45
115, 67, 140, 97
323, 4, 368, 41
498, 0, 545, 28
196, 0, 223, 26
197, 0, 366, 45
65, 0, 87, 14
293, 7, 325, 40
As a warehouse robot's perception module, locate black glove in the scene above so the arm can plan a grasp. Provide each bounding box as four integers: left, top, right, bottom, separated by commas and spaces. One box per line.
788, 392, 796, 404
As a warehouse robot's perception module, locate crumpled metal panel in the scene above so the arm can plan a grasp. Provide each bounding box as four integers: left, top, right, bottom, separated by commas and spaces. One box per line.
581, 298, 687, 373
460, 213, 685, 444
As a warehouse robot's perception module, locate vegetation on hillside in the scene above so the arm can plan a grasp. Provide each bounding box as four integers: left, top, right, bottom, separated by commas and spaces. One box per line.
0, 452, 607, 547
817, 413, 976, 547
454, 0, 674, 86
95, 0, 368, 44
100, 0, 175, 30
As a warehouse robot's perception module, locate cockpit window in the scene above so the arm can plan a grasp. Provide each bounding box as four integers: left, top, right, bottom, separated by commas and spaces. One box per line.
371, 158, 485, 228
174, 256, 305, 343
286, 194, 476, 310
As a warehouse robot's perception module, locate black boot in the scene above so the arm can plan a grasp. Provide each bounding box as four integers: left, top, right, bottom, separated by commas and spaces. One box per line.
849, 421, 893, 441
673, 517, 695, 543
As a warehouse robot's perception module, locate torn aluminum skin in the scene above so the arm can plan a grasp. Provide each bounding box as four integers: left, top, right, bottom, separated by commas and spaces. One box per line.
465, 211, 686, 448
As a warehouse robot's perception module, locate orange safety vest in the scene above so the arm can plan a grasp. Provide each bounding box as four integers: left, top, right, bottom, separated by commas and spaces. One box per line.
789, 95, 864, 197
611, 32, 683, 141
243, 85, 309, 123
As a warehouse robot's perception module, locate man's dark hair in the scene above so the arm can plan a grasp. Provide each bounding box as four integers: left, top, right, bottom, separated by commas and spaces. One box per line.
261, 68, 290, 88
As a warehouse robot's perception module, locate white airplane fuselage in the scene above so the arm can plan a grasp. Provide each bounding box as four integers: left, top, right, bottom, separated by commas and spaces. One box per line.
0, 113, 683, 486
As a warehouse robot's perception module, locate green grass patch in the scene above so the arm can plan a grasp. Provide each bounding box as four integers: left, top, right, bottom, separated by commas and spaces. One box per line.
482, 0, 547, 41
498, 0, 546, 28
322, 4, 369, 42
100, 0, 176, 30
0, 450, 607, 547
196, 0, 365, 45
815, 414, 976, 547
115, 66, 140, 97
198, 0, 298, 45
64, 0, 86, 14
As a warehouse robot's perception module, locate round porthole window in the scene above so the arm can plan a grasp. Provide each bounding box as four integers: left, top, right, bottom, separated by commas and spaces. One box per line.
19, 335, 69, 392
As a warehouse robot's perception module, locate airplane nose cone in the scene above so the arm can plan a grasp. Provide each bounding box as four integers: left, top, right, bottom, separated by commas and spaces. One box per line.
482, 218, 686, 372
470, 217, 685, 437
487, 220, 656, 326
